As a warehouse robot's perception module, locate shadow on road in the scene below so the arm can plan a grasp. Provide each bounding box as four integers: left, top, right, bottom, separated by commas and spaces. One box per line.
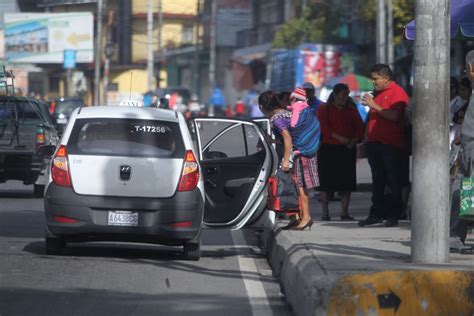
0, 182, 37, 199
21, 240, 274, 285
0, 191, 36, 199
0, 287, 276, 315
23, 240, 264, 261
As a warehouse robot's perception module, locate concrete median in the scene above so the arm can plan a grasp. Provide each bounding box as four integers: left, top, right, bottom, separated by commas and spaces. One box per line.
262, 192, 474, 316
264, 228, 474, 316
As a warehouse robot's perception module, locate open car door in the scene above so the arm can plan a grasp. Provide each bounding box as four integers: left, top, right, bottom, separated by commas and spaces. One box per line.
194, 118, 278, 229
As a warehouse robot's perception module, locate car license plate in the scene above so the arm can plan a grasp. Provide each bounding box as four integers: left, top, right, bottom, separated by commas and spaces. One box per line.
57, 118, 67, 124
107, 211, 138, 226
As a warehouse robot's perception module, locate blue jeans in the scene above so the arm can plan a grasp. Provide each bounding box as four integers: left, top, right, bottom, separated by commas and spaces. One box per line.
366, 142, 403, 219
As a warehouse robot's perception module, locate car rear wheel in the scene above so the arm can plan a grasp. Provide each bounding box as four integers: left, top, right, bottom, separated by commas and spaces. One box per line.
45, 237, 65, 255
34, 184, 45, 198
183, 240, 201, 261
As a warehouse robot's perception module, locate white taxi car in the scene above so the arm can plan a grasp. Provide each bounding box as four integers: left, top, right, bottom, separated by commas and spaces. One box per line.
37, 104, 277, 260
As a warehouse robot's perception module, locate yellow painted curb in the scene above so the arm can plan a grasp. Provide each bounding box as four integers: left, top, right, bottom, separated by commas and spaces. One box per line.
328, 271, 474, 316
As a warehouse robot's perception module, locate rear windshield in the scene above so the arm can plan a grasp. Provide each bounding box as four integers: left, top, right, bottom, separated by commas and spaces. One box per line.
0, 100, 45, 123
56, 100, 84, 116
67, 118, 185, 158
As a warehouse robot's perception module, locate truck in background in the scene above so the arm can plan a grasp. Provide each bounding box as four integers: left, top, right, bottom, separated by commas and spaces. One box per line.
269, 43, 353, 93
0, 67, 59, 197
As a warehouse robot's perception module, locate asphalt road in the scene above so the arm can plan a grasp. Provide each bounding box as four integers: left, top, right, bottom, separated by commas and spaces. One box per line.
0, 181, 291, 316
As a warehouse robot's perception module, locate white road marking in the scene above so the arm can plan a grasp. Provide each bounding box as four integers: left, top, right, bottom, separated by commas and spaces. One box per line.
231, 230, 273, 316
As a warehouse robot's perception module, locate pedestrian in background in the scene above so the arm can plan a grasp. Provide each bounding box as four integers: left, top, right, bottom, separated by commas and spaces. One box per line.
317, 83, 364, 221
302, 82, 322, 113
452, 77, 472, 127
449, 77, 462, 123
450, 50, 474, 251
358, 64, 409, 228
234, 99, 247, 118
259, 90, 316, 230
451, 77, 472, 152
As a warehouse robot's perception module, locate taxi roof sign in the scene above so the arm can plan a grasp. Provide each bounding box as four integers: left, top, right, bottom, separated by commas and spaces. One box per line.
119, 99, 143, 107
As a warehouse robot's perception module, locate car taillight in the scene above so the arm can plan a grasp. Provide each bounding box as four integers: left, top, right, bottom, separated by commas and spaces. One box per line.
51, 145, 72, 187
36, 127, 45, 148
178, 150, 199, 191
53, 215, 77, 223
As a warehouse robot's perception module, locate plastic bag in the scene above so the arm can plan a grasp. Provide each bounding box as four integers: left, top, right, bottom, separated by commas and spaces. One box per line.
459, 177, 474, 220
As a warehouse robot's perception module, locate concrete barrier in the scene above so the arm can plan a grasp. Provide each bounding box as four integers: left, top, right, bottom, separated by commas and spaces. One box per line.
263, 228, 474, 316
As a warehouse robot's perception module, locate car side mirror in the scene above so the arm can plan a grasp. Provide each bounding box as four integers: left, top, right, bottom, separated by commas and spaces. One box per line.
36, 145, 56, 159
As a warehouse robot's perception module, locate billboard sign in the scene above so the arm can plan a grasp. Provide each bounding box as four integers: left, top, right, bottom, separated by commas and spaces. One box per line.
4, 13, 93, 63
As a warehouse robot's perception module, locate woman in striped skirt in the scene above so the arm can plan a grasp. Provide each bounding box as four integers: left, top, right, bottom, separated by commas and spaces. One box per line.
259, 89, 319, 230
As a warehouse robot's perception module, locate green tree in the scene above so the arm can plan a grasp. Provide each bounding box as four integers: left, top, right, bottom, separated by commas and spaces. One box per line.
361, 0, 415, 45
273, 2, 340, 48
273, 0, 415, 48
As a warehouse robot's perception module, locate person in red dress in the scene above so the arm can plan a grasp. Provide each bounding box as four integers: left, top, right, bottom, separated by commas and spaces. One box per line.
317, 83, 364, 221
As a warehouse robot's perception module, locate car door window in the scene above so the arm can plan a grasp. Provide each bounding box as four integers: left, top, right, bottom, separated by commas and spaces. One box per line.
244, 125, 264, 155
195, 118, 276, 228
203, 122, 263, 159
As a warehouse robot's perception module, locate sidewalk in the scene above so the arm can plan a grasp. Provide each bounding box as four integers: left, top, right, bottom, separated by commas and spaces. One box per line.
263, 191, 474, 316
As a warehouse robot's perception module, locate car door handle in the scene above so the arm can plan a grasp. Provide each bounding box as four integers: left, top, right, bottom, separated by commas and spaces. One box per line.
206, 167, 219, 175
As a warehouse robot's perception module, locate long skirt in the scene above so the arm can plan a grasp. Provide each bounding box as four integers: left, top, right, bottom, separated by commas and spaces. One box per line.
294, 154, 320, 190
318, 144, 357, 192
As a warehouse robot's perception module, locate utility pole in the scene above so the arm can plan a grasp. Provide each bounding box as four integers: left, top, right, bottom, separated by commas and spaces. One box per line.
192, 0, 201, 97
209, 0, 217, 115
376, 0, 386, 63
103, 10, 114, 105
157, 0, 162, 89
387, 0, 394, 67
147, 0, 154, 93
411, 0, 450, 263
94, 0, 103, 105
66, 67, 72, 97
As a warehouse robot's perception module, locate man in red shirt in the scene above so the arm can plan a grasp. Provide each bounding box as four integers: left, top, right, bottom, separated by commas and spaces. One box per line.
358, 64, 409, 227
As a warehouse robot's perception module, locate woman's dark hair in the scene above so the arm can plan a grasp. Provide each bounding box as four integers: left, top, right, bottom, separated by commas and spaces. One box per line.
258, 90, 283, 113
277, 91, 291, 107
326, 83, 350, 106
370, 63, 394, 80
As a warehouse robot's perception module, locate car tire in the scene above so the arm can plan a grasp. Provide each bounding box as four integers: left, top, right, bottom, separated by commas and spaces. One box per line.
34, 184, 45, 198
183, 240, 201, 261
45, 237, 65, 255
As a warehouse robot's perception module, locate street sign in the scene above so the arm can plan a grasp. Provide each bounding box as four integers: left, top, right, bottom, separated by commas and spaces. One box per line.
63, 50, 77, 69
0, 67, 5, 88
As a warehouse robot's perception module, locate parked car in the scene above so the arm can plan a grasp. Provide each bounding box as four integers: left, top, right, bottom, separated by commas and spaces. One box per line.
49, 97, 85, 134
38, 104, 278, 260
